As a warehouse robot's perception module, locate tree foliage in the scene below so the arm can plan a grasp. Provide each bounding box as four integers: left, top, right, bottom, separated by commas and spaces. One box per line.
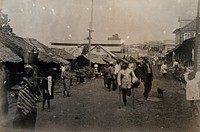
108, 34, 121, 40
0, 9, 14, 34
130, 41, 164, 51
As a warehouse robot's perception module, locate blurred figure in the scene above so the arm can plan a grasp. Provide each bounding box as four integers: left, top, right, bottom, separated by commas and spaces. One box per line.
184, 70, 200, 117
173, 59, 179, 70
0, 64, 8, 117
107, 62, 115, 91
62, 65, 72, 97
102, 64, 109, 88
60, 64, 65, 79
141, 57, 153, 100
114, 60, 121, 90
41, 72, 54, 110
94, 63, 99, 78
156, 58, 162, 70
13, 65, 39, 130
128, 62, 135, 70
160, 61, 168, 77
134, 61, 142, 80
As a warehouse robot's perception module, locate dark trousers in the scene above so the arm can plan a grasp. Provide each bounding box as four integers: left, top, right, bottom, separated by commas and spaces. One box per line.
80, 77, 84, 83
122, 89, 131, 104
143, 74, 152, 99
115, 74, 118, 90
162, 73, 167, 77
103, 75, 108, 88
13, 108, 37, 130
107, 78, 115, 91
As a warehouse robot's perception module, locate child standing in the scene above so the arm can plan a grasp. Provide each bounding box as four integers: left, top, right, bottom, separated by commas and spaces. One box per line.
160, 61, 168, 77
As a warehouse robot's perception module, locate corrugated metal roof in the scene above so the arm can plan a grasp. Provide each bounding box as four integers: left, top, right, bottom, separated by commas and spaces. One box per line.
51, 39, 123, 45
89, 54, 106, 64
90, 45, 117, 58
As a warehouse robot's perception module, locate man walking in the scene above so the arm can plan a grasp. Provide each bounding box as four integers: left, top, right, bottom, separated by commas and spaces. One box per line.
114, 60, 121, 90
141, 57, 153, 100
107, 62, 115, 91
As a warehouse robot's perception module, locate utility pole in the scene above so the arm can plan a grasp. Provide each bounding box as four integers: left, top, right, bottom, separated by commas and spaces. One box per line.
195, 0, 200, 72
88, 0, 94, 68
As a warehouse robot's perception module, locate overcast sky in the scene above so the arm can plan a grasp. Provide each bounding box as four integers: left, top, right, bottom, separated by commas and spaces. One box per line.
0, 0, 198, 45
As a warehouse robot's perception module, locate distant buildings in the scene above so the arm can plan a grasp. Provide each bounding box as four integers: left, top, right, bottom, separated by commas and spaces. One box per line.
51, 40, 124, 54
163, 40, 175, 55
167, 17, 199, 66
173, 17, 196, 45
89, 45, 116, 58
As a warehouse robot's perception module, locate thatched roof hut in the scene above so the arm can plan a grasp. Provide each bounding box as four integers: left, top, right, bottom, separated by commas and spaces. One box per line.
51, 48, 75, 61
0, 32, 69, 64
0, 42, 22, 63
24, 38, 69, 64
0, 32, 31, 58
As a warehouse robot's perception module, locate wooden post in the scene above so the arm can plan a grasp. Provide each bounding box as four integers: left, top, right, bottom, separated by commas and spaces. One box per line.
195, 0, 200, 119
0, 64, 8, 118
88, 0, 94, 68
195, 0, 200, 72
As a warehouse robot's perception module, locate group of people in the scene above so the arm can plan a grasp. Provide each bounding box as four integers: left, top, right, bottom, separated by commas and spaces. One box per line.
103, 57, 154, 106
158, 58, 200, 118
12, 59, 153, 130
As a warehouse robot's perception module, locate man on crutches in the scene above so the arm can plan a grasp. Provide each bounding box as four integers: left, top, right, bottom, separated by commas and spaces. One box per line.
117, 62, 137, 107
119, 81, 136, 108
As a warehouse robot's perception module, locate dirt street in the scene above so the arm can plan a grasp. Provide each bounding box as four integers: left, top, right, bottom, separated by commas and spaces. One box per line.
2, 67, 200, 132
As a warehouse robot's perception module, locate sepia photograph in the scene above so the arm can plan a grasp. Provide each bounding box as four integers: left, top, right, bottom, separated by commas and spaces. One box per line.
0, 0, 200, 131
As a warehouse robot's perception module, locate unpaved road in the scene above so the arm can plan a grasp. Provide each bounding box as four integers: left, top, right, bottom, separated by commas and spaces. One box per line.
2, 67, 200, 132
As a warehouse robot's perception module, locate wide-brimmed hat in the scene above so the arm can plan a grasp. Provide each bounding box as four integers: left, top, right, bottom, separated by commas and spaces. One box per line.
24, 64, 33, 70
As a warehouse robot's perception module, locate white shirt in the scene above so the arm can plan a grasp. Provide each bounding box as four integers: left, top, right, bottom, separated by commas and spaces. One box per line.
94, 64, 98, 68
146, 63, 151, 74
184, 72, 200, 100
61, 66, 65, 72
114, 64, 121, 75
160, 64, 167, 73
117, 68, 137, 89
48, 76, 52, 95
173, 61, 178, 67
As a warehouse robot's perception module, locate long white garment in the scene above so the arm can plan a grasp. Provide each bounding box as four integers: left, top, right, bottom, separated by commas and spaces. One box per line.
47, 76, 52, 95
196, 71, 200, 98
184, 72, 200, 100
160, 64, 167, 73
